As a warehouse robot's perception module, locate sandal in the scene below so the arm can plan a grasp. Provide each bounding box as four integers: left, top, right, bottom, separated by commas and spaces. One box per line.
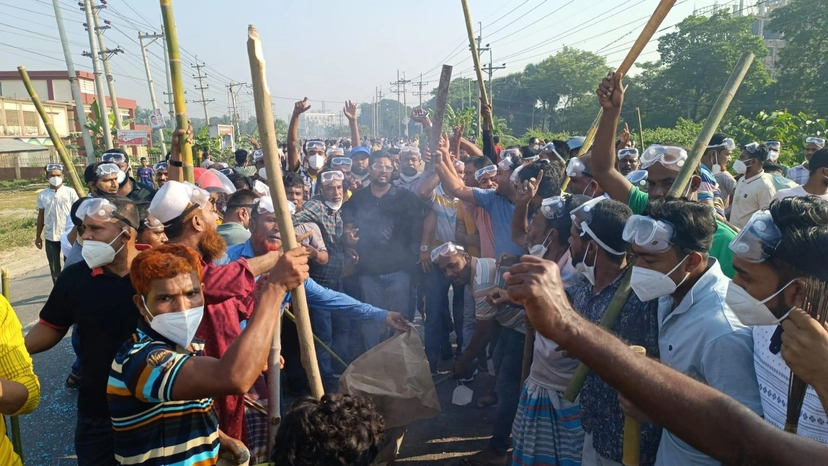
476, 392, 498, 409
65, 373, 82, 389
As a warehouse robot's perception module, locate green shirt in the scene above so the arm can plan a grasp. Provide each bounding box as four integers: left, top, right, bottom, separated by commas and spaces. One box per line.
627, 186, 736, 278
216, 222, 251, 247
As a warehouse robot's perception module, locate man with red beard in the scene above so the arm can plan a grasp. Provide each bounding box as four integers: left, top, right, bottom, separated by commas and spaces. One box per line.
148, 181, 284, 449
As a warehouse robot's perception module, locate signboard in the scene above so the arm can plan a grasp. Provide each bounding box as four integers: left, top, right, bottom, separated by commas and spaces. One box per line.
150, 108, 167, 130
117, 129, 149, 146
401, 116, 411, 125
209, 124, 235, 149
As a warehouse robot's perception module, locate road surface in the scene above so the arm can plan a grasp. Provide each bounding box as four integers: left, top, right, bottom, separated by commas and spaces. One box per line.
8, 265, 497, 465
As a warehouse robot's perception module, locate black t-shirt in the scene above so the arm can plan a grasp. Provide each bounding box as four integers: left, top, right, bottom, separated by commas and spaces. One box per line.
341, 185, 426, 276
126, 177, 156, 203
39, 261, 140, 419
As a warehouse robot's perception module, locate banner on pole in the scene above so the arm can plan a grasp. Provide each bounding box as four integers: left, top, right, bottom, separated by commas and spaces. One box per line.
117, 129, 149, 146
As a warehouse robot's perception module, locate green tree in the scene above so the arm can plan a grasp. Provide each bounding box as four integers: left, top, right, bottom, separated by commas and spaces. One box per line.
722, 110, 827, 166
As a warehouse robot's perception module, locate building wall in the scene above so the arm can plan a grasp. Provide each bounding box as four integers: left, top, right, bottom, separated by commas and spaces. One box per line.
0, 80, 48, 101
0, 98, 72, 137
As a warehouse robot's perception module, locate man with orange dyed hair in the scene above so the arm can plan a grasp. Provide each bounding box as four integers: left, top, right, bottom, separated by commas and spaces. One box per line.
107, 243, 309, 466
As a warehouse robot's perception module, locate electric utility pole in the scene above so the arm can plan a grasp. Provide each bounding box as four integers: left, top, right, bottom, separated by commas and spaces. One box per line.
192, 56, 214, 124
138, 31, 167, 155
81, 0, 111, 148
89, 0, 123, 129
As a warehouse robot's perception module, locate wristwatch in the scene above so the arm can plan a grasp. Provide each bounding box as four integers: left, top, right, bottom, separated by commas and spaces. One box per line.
420, 245, 430, 252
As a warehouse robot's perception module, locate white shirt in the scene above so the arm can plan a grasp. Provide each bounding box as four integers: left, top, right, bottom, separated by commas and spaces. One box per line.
772, 185, 828, 202
730, 172, 776, 229
36, 185, 78, 242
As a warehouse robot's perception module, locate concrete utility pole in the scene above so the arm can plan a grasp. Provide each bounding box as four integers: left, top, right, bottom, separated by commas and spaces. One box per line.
138, 31, 167, 155
483, 48, 506, 110
390, 70, 411, 138
53, 0, 95, 163
413, 73, 430, 108
161, 24, 175, 123
375, 86, 384, 137
192, 57, 214, 124
226, 82, 245, 143
476, 22, 489, 138
90, 0, 123, 129
82, 0, 112, 149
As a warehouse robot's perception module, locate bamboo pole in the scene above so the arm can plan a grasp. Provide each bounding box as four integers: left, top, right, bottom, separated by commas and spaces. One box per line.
666, 52, 754, 198
2, 269, 23, 463
284, 309, 348, 370
622, 346, 647, 466
160, 0, 194, 183
247, 26, 324, 451
17, 66, 86, 199
636, 107, 645, 149
460, 0, 489, 106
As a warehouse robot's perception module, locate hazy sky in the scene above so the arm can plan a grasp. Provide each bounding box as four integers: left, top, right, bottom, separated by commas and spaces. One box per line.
2, 0, 732, 122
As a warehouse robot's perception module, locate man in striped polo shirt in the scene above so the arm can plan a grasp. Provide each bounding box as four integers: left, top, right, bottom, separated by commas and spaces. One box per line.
107, 243, 309, 465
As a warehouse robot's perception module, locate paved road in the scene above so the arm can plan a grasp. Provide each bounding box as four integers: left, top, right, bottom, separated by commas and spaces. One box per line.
8, 265, 495, 465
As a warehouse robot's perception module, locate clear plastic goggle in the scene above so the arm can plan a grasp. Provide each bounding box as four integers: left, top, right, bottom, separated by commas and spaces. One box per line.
331, 157, 352, 167
77, 198, 135, 229
541, 143, 565, 164
499, 148, 521, 163
305, 140, 326, 152
618, 148, 640, 160
253, 149, 265, 162
256, 196, 296, 216
572, 197, 625, 255
102, 152, 127, 165
46, 163, 64, 172
743, 142, 763, 154
523, 155, 539, 163
765, 140, 781, 150
153, 162, 168, 172
728, 210, 781, 263
371, 162, 394, 172
400, 146, 421, 157
806, 137, 825, 147
540, 196, 567, 219
320, 170, 345, 185
96, 163, 126, 184
141, 215, 164, 232
475, 164, 497, 181
327, 147, 345, 157
625, 170, 648, 187
430, 241, 465, 263
707, 138, 736, 152
566, 157, 592, 178
640, 145, 687, 170
622, 214, 676, 253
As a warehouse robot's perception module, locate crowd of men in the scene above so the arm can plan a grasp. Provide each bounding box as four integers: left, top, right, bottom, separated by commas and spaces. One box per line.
6, 68, 828, 466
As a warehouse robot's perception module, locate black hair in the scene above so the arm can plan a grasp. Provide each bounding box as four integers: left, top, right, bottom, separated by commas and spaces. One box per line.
585, 199, 632, 263
271, 394, 384, 466
135, 202, 151, 232
234, 149, 249, 166
808, 148, 828, 174
493, 136, 500, 144
708, 133, 728, 146
745, 143, 770, 163
140, 157, 147, 162
768, 197, 828, 282
69, 197, 85, 227
103, 148, 128, 157
763, 163, 786, 175
552, 140, 570, 160
465, 156, 490, 171
519, 160, 562, 199
646, 199, 716, 254
283, 172, 305, 191
226, 172, 254, 191
103, 196, 139, 231
84, 163, 98, 184
369, 150, 392, 166
225, 189, 257, 214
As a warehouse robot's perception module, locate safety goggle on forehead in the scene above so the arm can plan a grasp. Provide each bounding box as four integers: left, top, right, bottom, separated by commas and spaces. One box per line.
320, 170, 345, 185
46, 163, 64, 172
566, 157, 592, 178
305, 140, 325, 152
327, 148, 345, 157
618, 148, 639, 160
707, 138, 736, 152
806, 137, 826, 147
744, 142, 763, 154
571, 197, 625, 255
640, 145, 687, 170
541, 143, 565, 164
96, 163, 126, 184
475, 164, 497, 181
102, 152, 127, 164
540, 196, 567, 220
622, 214, 676, 253
77, 198, 135, 229
728, 210, 781, 263
430, 241, 464, 263
153, 162, 168, 172
331, 157, 352, 167
625, 170, 648, 187
141, 215, 164, 233
765, 140, 781, 150
256, 196, 296, 216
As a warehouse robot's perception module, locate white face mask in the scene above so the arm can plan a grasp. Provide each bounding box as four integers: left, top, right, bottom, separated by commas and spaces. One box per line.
630, 255, 690, 302
258, 167, 268, 180
49, 176, 63, 187
81, 230, 125, 269
142, 296, 204, 349
726, 280, 796, 326
532, 144, 541, 152
529, 230, 554, 259
324, 200, 342, 211
711, 164, 721, 175
733, 159, 749, 175
573, 242, 596, 286
308, 154, 325, 170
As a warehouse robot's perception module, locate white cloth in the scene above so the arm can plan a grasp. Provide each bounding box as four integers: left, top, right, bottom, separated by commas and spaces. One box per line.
36, 186, 78, 242
772, 185, 828, 202
527, 333, 578, 392
730, 172, 777, 229
59, 213, 75, 257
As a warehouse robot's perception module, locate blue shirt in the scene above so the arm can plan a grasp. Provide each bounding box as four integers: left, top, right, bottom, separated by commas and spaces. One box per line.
472, 188, 526, 257
654, 258, 762, 466
225, 239, 388, 322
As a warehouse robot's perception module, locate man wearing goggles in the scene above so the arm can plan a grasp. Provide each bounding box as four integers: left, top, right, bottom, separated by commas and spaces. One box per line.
703, 134, 737, 207
621, 199, 762, 465
730, 142, 776, 229
616, 147, 640, 176
153, 162, 169, 188
724, 197, 828, 443
135, 203, 167, 248
591, 72, 738, 278
566, 154, 604, 198
349, 146, 372, 188
26, 196, 142, 465
102, 149, 156, 203
787, 136, 826, 185
36, 162, 78, 283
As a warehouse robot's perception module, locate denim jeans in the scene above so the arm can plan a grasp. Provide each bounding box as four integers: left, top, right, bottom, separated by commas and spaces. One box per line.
45, 239, 62, 284
359, 271, 410, 350
75, 416, 117, 466
309, 308, 335, 390
71, 324, 82, 377
487, 327, 526, 455
423, 266, 452, 372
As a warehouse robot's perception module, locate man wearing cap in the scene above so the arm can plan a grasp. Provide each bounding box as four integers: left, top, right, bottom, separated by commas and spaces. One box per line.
773, 148, 828, 202
36, 163, 78, 284
730, 143, 776, 229
102, 149, 156, 202
787, 136, 826, 185
704, 134, 737, 207
218, 189, 257, 246
25, 196, 142, 465
153, 162, 169, 188
350, 146, 371, 189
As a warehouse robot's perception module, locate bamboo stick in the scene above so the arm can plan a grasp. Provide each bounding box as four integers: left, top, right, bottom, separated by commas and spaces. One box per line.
17, 67, 86, 199
460, 0, 489, 105
284, 309, 348, 370
636, 107, 645, 149
521, 324, 535, 385
622, 346, 647, 466
247, 30, 325, 457
160, 0, 194, 183
666, 52, 754, 197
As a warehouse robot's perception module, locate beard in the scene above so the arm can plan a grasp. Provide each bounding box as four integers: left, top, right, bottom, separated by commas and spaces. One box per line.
197, 227, 227, 262
252, 230, 281, 253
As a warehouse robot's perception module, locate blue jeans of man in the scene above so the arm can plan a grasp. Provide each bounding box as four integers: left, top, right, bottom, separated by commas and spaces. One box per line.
75, 416, 117, 465
309, 308, 335, 391
488, 327, 526, 455
359, 271, 410, 350
423, 266, 452, 372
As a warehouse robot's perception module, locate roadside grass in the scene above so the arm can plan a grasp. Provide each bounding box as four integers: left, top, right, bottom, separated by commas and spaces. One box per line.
0, 185, 44, 251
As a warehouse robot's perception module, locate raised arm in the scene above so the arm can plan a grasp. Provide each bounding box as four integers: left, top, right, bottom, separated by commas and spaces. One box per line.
287, 98, 311, 171
344, 100, 361, 147
434, 137, 477, 205
511, 172, 543, 249
417, 171, 441, 202
481, 99, 496, 163
592, 72, 633, 203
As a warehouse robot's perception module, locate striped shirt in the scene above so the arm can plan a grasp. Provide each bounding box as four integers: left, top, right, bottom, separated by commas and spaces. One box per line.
427, 184, 458, 245
108, 324, 219, 465
472, 257, 525, 333
786, 163, 810, 185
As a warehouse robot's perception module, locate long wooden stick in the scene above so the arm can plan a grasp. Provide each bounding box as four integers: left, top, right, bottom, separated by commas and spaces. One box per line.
18, 67, 86, 199
521, 325, 535, 385
284, 309, 348, 370
247, 28, 324, 439
429, 65, 453, 153
666, 52, 754, 197
460, 0, 489, 106
160, 0, 194, 183
622, 346, 647, 466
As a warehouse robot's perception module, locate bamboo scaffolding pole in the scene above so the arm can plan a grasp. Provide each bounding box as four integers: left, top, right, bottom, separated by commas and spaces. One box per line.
622, 346, 647, 466
160, 0, 194, 183
18, 66, 86, 199
460, 0, 489, 106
